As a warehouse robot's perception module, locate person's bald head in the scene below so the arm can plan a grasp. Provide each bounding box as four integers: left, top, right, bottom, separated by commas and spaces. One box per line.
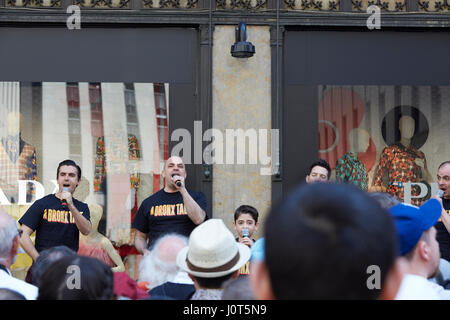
138, 234, 188, 290
155, 234, 188, 264
163, 156, 187, 189
163, 156, 185, 170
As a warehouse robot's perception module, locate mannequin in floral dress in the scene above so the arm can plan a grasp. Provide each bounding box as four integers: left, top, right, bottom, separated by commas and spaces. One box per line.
372, 115, 432, 206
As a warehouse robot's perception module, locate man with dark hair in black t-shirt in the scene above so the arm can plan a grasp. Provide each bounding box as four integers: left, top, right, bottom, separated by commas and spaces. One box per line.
132, 156, 207, 255
19, 159, 91, 262
436, 161, 450, 262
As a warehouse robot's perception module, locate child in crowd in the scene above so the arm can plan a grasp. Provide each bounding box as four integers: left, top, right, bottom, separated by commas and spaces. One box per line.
233, 205, 259, 276
233, 205, 259, 248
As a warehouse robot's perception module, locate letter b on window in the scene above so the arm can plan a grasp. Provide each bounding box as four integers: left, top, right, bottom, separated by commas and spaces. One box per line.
67, 265, 81, 290
366, 265, 381, 290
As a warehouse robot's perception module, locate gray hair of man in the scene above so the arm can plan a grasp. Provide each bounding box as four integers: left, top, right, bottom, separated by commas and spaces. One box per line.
222, 276, 255, 300
0, 211, 19, 265
367, 192, 400, 210
138, 233, 188, 290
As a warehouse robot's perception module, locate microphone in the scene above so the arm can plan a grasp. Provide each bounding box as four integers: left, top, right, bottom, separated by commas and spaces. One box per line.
172, 175, 182, 187
61, 187, 69, 206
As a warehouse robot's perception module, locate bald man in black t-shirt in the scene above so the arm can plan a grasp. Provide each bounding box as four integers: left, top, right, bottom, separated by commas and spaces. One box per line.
436, 161, 450, 262
132, 156, 207, 255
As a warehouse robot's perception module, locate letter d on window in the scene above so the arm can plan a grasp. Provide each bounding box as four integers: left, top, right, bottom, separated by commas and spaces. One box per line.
66, 265, 81, 290
66, 5, 81, 30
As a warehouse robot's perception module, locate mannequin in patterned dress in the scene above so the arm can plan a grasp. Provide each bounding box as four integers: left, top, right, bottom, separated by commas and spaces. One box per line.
335, 128, 370, 190
371, 115, 432, 206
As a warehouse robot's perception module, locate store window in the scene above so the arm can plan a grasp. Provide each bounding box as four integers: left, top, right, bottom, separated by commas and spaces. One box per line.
0, 81, 169, 245
317, 85, 444, 205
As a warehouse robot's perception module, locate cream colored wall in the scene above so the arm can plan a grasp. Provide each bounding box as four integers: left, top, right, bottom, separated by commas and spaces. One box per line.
212, 25, 272, 238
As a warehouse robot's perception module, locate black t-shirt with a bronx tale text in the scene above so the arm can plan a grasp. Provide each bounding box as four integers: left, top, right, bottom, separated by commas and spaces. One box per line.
19, 194, 90, 253
436, 197, 450, 262
132, 189, 207, 249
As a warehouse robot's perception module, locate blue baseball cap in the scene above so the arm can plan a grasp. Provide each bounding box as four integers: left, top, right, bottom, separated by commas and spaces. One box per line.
389, 198, 442, 256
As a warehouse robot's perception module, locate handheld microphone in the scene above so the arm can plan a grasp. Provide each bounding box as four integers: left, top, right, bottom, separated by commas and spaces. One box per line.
242, 228, 249, 238
172, 175, 182, 187
61, 187, 69, 206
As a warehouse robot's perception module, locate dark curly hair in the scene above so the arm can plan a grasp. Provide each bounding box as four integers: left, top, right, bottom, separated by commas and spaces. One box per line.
308, 159, 331, 180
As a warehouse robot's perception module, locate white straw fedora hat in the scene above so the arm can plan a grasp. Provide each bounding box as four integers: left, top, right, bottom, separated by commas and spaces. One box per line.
176, 219, 251, 278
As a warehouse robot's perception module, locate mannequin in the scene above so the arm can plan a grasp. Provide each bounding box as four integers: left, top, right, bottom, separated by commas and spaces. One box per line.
399, 115, 414, 148
372, 115, 431, 205
74, 177, 125, 272
0, 111, 37, 203
335, 128, 370, 190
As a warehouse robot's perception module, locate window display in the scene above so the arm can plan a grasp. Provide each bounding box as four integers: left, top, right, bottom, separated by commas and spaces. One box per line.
0, 81, 169, 278
318, 85, 442, 205
0, 105, 37, 203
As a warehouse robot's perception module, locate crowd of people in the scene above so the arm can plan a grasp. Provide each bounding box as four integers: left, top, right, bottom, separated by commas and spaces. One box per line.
1, 157, 450, 300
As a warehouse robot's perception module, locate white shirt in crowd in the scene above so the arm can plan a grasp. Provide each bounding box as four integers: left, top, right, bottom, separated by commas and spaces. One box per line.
396, 274, 446, 300
0, 267, 38, 300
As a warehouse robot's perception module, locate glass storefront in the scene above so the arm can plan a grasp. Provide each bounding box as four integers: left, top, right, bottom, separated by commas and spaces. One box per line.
0, 81, 169, 252
317, 85, 445, 205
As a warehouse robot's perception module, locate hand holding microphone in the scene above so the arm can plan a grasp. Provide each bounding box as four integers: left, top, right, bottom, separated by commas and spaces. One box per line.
61, 187, 70, 207
241, 228, 253, 247
172, 174, 184, 188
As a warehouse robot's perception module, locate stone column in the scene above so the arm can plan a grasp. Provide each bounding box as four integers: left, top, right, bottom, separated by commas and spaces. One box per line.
212, 26, 272, 238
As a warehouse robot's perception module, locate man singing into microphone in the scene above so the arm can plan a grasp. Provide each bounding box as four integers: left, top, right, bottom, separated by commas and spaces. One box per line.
18, 159, 91, 262
132, 156, 207, 256
436, 161, 450, 262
